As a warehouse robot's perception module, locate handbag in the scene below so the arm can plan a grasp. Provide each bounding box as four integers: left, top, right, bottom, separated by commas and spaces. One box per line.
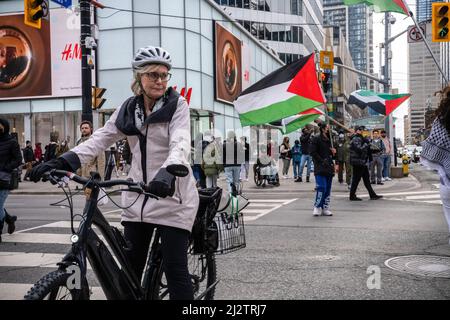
0, 171, 12, 189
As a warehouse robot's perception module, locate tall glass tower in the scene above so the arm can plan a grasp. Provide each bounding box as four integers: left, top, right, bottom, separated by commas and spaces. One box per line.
323, 0, 374, 90
416, 0, 443, 23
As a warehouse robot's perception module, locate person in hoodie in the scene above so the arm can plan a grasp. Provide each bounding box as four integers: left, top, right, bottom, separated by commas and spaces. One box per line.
291, 139, 302, 182
30, 46, 199, 300
0, 118, 21, 243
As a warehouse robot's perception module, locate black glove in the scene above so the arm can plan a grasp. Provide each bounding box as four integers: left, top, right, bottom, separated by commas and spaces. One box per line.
147, 168, 176, 198
29, 158, 70, 183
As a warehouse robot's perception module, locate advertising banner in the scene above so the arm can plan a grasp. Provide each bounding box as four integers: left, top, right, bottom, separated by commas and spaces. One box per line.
0, 8, 81, 100
214, 22, 242, 105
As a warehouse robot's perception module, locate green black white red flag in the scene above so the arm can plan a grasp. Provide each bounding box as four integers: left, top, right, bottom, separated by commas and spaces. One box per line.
348, 90, 411, 116
234, 54, 326, 127
281, 108, 324, 134
342, 0, 409, 15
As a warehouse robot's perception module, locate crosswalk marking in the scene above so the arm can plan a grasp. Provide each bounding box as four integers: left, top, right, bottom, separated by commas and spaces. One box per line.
335, 190, 443, 205
0, 198, 294, 300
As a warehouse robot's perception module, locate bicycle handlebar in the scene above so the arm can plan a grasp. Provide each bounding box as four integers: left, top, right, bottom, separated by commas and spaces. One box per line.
45, 170, 158, 198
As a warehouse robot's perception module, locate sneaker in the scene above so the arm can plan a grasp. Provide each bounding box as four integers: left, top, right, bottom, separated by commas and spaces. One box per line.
349, 196, 363, 201
381, 177, 386, 182
295, 178, 301, 182
370, 195, 383, 200
347, 184, 351, 190
313, 207, 321, 216
376, 182, 384, 185
299, 177, 303, 182
306, 176, 310, 183
385, 177, 392, 181
322, 209, 333, 216
370, 181, 376, 185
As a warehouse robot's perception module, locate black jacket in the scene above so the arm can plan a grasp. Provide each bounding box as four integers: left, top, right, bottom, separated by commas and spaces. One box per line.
23, 146, 34, 163
350, 134, 372, 166
310, 134, 334, 176
0, 118, 22, 175
300, 132, 312, 155
222, 139, 244, 167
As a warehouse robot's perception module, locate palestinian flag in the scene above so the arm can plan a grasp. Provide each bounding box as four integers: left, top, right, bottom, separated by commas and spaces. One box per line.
343, 0, 410, 16
282, 108, 324, 134
348, 90, 411, 116
234, 54, 326, 127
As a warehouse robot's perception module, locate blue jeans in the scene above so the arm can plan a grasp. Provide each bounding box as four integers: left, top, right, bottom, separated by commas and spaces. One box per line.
293, 160, 301, 178
300, 155, 312, 177
381, 155, 391, 178
224, 166, 241, 193
314, 175, 333, 209
0, 189, 9, 222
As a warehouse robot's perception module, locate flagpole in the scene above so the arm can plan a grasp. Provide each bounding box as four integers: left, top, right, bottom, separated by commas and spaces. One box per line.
402, 0, 449, 85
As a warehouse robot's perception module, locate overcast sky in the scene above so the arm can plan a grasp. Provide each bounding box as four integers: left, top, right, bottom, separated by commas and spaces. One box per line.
372, 0, 417, 141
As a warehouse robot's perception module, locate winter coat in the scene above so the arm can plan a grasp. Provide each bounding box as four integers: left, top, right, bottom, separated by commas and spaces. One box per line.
300, 133, 312, 155
0, 118, 22, 190
279, 143, 291, 160
291, 143, 302, 163
350, 134, 372, 166
222, 139, 244, 167
310, 134, 334, 177
34, 144, 43, 162
202, 141, 223, 176
44, 142, 58, 161
61, 88, 199, 232
335, 139, 345, 162
23, 146, 34, 163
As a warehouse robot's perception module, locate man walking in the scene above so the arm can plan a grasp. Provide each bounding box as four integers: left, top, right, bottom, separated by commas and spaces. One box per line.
76, 120, 105, 179
349, 126, 383, 201
380, 130, 393, 181
22, 140, 34, 181
369, 129, 385, 185
299, 127, 312, 182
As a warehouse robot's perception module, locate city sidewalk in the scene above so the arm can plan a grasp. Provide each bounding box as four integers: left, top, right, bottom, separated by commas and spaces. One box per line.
11, 165, 422, 195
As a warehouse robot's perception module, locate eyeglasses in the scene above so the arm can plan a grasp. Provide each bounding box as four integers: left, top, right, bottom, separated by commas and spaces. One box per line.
142, 72, 172, 82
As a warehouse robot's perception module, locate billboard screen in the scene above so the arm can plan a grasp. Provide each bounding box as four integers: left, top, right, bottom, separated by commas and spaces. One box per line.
0, 8, 81, 100
214, 22, 242, 105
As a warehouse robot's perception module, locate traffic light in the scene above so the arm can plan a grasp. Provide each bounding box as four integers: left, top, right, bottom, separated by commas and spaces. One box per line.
24, 0, 45, 29
320, 71, 331, 94
432, 3, 450, 42
92, 86, 106, 110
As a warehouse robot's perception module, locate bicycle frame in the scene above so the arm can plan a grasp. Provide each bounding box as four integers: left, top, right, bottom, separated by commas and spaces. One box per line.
57, 181, 148, 300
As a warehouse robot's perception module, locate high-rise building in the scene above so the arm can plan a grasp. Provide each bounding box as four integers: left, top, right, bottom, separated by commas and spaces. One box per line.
416, 0, 443, 23
213, 0, 324, 64
323, 0, 374, 90
407, 22, 442, 142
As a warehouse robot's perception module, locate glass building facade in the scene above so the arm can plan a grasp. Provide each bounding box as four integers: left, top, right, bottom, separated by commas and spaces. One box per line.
0, 0, 283, 147
213, 0, 324, 64
323, 0, 374, 90
416, 0, 443, 23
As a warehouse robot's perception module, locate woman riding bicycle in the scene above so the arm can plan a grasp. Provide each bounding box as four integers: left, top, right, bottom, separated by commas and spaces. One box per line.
30, 46, 199, 300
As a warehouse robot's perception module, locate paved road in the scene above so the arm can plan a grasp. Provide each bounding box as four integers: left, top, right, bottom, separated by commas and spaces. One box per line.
1, 163, 449, 300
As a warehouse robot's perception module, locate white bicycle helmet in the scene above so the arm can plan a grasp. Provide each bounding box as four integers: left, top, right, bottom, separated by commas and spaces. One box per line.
132, 46, 172, 70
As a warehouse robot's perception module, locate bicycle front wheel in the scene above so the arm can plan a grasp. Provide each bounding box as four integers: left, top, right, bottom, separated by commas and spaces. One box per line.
149, 250, 217, 300
24, 269, 90, 300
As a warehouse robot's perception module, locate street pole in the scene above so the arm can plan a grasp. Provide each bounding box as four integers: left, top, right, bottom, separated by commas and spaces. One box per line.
80, 0, 93, 123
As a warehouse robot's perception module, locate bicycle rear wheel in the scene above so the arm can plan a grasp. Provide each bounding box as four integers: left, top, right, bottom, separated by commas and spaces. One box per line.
24, 269, 90, 300
148, 248, 217, 300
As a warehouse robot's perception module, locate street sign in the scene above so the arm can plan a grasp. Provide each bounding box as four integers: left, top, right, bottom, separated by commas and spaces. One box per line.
51, 0, 72, 8
407, 24, 426, 43
320, 51, 334, 70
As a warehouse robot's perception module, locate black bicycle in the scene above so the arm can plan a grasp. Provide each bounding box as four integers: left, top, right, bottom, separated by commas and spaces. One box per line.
23, 165, 225, 300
